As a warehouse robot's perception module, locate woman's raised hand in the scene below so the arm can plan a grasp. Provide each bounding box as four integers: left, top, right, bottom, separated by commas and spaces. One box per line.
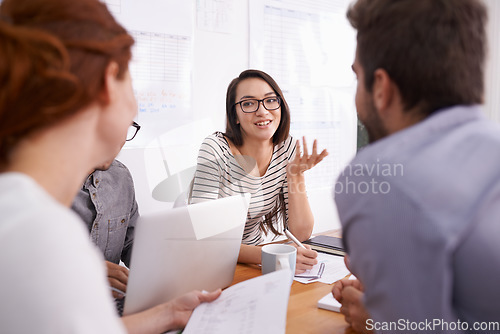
287, 136, 328, 177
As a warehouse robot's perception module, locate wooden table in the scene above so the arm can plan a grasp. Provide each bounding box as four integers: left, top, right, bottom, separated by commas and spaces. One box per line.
230, 230, 356, 334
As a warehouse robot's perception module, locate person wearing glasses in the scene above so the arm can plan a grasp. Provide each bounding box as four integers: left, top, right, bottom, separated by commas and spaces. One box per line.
71, 121, 141, 303
190, 69, 328, 272
0, 0, 220, 333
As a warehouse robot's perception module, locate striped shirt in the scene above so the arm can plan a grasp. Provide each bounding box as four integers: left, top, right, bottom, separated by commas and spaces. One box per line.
190, 132, 296, 245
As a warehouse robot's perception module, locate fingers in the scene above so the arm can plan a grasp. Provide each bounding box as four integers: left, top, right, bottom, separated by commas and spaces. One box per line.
105, 261, 129, 298
109, 278, 127, 298
302, 136, 309, 157
198, 289, 222, 303
288, 137, 327, 176
332, 280, 345, 302
341, 287, 371, 333
172, 289, 222, 313
294, 140, 301, 160
295, 260, 317, 272
317, 148, 329, 162
295, 261, 317, 273
342, 286, 363, 304
106, 262, 129, 285
298, 137, 327, 167
332, 277, 363, 304
311, 138, 317, 156
297, 246, 318, 260
297, 247, 318, 263
340, 304, 351, 324
295, 247, 318, 272
310, 139, 328, 164
351, 279, 364, 291
307, 139, 319, 168
338, 278, 362, 291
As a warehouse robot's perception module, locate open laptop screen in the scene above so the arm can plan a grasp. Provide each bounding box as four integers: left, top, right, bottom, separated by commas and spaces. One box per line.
123, 193, 250, 315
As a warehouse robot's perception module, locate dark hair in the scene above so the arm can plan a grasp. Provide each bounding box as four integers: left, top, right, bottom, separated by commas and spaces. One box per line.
347, 0, 487, 116
262, 191, 287, 239
224, 69, 290, 147
0, 0, 134, 168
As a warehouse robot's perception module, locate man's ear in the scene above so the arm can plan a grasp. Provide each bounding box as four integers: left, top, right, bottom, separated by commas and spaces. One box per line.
372, 68, 394, 114
99, 62, 120, 105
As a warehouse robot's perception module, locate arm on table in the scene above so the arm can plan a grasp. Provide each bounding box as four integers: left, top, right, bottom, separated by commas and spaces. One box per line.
286, 137, 328, 241
237, 240, 317, 274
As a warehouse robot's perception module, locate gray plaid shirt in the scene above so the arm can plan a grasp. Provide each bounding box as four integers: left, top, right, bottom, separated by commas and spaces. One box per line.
71, 160, 139, 267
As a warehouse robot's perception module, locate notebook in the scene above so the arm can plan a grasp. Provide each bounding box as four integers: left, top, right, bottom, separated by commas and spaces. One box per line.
317, 292, 342, 312
317, 274, 356, 312
123, 193, 250, 315
303, 235, 345, 256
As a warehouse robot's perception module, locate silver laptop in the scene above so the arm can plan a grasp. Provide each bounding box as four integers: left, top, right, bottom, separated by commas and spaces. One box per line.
123, 193, 250, 315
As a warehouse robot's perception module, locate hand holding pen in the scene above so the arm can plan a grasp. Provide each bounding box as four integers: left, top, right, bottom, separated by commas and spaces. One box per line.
284, 229, 307, 249
285, 229, 318, 273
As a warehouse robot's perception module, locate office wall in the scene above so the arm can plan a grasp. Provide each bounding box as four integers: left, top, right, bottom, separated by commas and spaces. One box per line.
116, 0, 357, 235
117, 0, 254, 213
115, 0, 500, 235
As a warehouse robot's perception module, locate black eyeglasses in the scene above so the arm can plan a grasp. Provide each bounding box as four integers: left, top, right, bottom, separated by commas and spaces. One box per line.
126, 121, 141, 141
234, 96, 281, 113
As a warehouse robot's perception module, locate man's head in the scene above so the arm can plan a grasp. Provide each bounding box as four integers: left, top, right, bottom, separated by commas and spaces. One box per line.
347, 0, 487, 141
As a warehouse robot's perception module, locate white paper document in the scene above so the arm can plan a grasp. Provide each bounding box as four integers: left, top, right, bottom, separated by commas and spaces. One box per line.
294, 262, 325, 280
294, 252, 350, 284
183, 270, 292, 334
318, 292, 342, 312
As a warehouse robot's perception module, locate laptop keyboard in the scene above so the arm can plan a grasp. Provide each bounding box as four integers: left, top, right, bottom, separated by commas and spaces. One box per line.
114, 297, 125, 317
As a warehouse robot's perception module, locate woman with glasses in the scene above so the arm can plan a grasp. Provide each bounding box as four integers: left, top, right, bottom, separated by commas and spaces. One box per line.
0, 0, 220, 333
190, 69, 328, 272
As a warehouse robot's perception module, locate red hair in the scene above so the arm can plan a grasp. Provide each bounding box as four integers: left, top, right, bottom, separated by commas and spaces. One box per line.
0, 0, 134, 167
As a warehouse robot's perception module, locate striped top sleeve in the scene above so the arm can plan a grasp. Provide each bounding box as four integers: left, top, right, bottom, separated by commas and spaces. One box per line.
190, 132, 295, 245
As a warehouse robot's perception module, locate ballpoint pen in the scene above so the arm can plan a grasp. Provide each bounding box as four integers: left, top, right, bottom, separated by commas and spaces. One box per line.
284, 229, 307, 249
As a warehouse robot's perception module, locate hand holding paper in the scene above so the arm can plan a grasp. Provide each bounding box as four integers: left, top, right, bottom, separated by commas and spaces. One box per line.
183, 270, 292, 334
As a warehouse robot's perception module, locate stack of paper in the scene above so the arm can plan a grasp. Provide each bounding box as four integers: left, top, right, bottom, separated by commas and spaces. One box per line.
317, 275, 357, 313
317, 293, 342, 312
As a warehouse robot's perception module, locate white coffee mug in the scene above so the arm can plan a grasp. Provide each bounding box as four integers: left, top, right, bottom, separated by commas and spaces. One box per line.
261, 244, 296, 284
